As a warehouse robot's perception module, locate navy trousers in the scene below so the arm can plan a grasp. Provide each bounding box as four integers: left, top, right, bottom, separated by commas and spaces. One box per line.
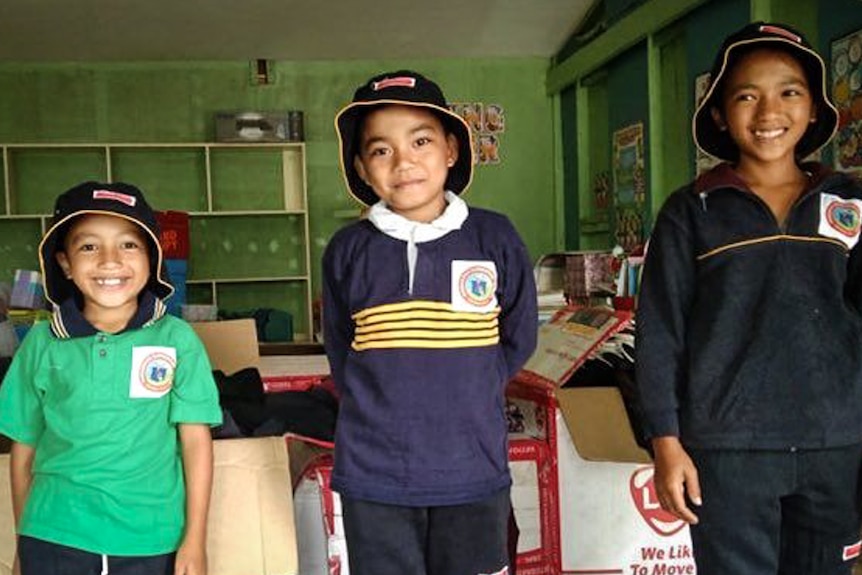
688, 444, 862, 575
341, 487, 511, 575
18, 536, 175, 575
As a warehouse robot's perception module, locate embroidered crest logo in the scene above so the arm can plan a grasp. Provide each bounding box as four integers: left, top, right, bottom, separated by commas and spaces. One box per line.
819, 193, 862, 249
140, 353, 175, 393
630, 466, 687, 537
451, 260, 498, 312
460, 266, 495, 307
826, 202, 861, 237
130, 346, 176, 398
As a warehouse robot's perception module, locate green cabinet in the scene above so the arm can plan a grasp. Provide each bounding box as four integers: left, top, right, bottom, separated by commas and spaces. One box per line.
0, 142, 313, 341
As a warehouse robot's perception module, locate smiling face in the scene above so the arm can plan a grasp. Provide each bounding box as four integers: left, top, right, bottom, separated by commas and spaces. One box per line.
55, 213, 151, 331
712, 47, 817, 169
354, 104, 458, 222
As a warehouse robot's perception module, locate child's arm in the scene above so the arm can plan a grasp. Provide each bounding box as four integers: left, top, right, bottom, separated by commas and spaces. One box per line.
651, 436, 701, 524
497, 222, 538, 379
175, 424, 214, 575
322, 237, 354, 388
10, 441, 35, 575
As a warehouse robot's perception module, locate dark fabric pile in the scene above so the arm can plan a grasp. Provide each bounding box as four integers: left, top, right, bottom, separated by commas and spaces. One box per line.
211, 367, 338, 442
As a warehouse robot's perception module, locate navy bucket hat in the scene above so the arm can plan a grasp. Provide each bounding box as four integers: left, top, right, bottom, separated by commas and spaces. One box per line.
39, 181, 174, 307
693, 21, 839, 162
335, 70, 474, 206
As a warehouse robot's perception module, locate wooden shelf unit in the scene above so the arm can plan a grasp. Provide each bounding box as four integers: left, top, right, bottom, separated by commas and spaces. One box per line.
0, 142, 313, 341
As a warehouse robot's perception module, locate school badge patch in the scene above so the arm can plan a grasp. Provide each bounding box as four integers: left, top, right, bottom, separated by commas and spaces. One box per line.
130, 346, 176, 398
819, 193, 862, 249
451, 260, 498, 312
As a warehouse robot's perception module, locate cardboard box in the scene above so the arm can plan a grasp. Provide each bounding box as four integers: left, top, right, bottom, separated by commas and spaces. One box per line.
209, 437, 298, 575
520, 306, 631, 389
552, 390, 695, 573
191, 318, 261, 375
0, 436, 298, 575
0, 458, 11, 575
258, 355, 331, 393
513, 304, 696, 574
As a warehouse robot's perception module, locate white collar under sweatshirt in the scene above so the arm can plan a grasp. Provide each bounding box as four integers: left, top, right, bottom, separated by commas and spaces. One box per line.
367, 191, 469, 294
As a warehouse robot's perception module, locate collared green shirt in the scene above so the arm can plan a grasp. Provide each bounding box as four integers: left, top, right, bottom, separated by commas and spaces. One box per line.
0, 315, 222, 555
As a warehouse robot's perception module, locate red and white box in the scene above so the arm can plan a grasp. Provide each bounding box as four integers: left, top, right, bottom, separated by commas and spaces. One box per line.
513, 305, 696, 575
259, 355, 332, 393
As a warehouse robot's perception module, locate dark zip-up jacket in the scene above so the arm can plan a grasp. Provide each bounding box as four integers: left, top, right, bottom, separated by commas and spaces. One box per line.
636, 162, 862, 449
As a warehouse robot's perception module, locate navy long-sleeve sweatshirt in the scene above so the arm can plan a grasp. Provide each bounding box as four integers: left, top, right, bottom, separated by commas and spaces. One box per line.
322, 204, 537, 506
636, 162, 862, 450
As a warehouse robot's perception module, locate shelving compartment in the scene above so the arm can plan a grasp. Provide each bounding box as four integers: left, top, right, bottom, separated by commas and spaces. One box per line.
187, 214, 306, 280
0, 219, 44, 280
218, 281, 309, 340
7, 147, 107, 215
110, 146, 207, 212
209, 145, 305, 212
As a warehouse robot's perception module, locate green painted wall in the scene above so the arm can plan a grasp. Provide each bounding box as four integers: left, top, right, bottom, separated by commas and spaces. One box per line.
560, 85, 580, 249
0, 58, 558, 298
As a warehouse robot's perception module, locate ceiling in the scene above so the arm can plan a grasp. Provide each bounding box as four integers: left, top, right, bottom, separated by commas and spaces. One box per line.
0, 0, 597, 62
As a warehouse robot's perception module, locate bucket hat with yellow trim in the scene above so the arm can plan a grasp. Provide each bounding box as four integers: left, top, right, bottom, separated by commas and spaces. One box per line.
39, 181, 174, 307
693, 21, 839, 162
335, 70, 474, 206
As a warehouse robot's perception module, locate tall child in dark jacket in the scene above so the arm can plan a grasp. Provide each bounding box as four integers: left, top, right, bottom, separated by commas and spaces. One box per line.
636, 22, 862, 575
323, 70, 537, 575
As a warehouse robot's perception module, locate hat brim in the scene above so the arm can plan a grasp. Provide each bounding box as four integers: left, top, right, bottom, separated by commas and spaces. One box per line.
693, 37, 839, 162
39, 210, 174, 307
335, 100, 474, 206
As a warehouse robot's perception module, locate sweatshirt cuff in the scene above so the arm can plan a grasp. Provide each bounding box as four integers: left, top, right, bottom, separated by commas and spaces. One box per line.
641, 408, 679, 439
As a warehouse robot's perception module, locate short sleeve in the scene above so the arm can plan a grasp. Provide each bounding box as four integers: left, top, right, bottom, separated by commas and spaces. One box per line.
0, 327, 49, 445
168, 328, 222, 426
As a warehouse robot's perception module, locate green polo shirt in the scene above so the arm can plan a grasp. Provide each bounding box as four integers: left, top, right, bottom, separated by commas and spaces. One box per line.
0, 315, 222, 555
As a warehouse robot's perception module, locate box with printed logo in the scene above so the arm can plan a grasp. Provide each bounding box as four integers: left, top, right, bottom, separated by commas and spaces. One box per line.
511, 303, 696, 574
554, 387, 695, 574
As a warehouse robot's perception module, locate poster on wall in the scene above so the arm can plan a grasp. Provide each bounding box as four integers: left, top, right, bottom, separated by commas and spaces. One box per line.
450, 102, 505, 165
832, 27, 862, 173
612, 123, 646, 252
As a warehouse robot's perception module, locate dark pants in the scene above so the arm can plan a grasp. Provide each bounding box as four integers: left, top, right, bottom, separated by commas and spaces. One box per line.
18, 536, 175, 575
341, 488, 511, 575
688, 444, 862, 575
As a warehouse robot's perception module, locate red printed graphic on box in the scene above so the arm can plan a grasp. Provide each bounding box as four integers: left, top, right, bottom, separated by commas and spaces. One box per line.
630, 467, 687, 537
626, 466, 695, 575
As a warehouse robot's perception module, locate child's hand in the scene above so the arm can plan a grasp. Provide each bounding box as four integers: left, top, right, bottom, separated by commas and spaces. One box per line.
13, 554, 21, 575
651, 436, 702, 524
174, 540, 207, 575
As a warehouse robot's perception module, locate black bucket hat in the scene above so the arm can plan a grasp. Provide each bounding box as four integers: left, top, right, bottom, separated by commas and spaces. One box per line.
38, 181, 174, 307
693, 21, 839, 162
335, 70, 474, 206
